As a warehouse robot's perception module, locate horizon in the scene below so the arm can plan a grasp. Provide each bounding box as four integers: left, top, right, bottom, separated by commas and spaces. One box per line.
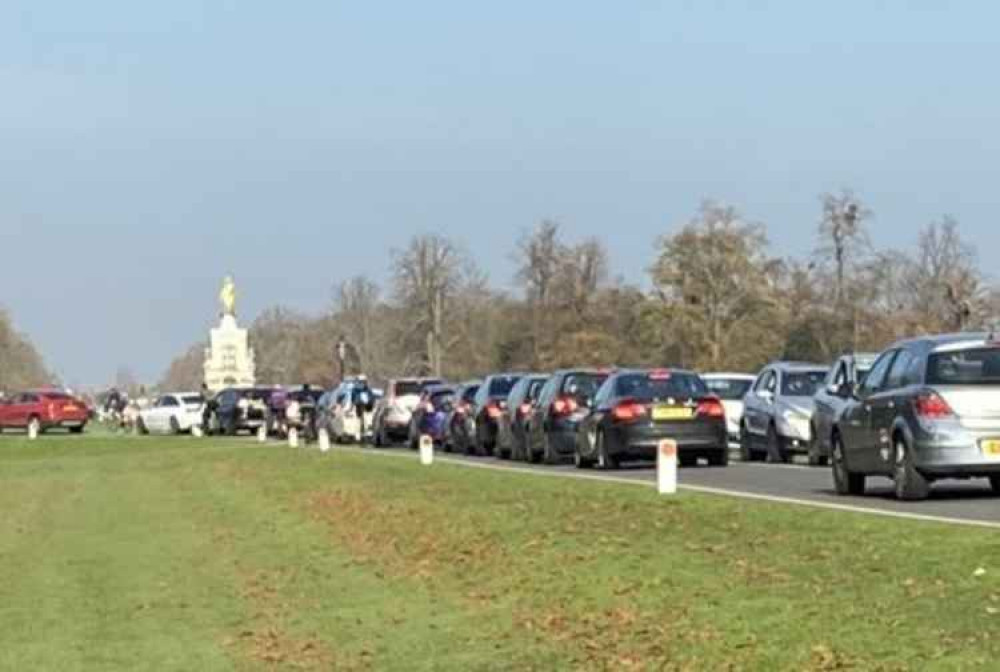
4, 1, 1000, 384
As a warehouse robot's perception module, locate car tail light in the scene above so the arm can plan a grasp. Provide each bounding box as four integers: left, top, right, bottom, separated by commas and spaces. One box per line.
696, 397, 725, 419
612, 399, 647, 422
551, 396, 579, 417
421, 401, 434, 413
456, 401, 470, 415
486, 402, 503, 420
518, 402, 533, 417
649, 369, 673, 380
915, 391, 955, 419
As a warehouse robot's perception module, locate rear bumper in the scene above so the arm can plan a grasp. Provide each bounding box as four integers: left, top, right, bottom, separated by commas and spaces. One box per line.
607, 423, 727, 459
914, 439, 1000, 476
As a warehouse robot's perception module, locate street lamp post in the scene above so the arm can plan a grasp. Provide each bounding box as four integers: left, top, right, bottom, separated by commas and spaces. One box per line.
335, 339, 347, 382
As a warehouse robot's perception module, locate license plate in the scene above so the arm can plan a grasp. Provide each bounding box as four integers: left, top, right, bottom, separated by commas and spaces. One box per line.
652, 406, 693, 421
982, 439, 1000, 458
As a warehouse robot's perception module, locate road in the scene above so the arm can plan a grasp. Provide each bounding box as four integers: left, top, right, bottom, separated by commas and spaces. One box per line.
348, 443, 1000, 528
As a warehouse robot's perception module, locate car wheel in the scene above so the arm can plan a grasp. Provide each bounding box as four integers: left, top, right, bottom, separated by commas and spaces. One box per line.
596, 429, 619, 471
990, 476, 1000, 495
137, 417, 149, 436
893, 436, 930, 501
766, 424, 788, 464
542, 433, 559, 465
739, 423, 760, 462
807, 424, 828, 466
169, 416, 182, 435
575, 429, 597, 469
70, 425, 85, 434
831, 433, 865, 496
707, 447, 729, 467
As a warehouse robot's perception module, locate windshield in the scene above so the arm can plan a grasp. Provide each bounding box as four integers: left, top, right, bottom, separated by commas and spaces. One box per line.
615, 373, 707, 401
781, 371, 827, 397
394, 381, 423, 397
461, 385, 480, 402
488, 376, 520, 397
704, 378, 753, 400
928, 348, 1000, 385
562, 373, 608, 400
430, 390, 454, 409
181, 395, 204, 405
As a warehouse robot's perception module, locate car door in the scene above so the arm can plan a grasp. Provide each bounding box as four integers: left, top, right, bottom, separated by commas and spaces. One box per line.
868, 349, 917, 473
814, 359, 847, 450
845, 350, 898, 471
745, 370, 775, 438
582, 375, 617, 445
527, 376, 557, 452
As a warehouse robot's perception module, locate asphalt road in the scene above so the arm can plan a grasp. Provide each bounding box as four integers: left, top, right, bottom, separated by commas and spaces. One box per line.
354, 443, 1000, 528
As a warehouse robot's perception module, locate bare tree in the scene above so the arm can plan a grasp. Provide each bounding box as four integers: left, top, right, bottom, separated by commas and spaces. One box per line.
817, 190, 871, 305
905, 217, 983, 332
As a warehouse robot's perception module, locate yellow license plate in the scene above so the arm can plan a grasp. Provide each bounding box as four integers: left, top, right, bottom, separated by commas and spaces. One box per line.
653, 406, 693, 421
982, 440, 1000, 458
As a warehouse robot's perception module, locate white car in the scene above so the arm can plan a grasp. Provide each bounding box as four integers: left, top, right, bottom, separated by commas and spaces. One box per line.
138, 392, 206, 435
701, 373, 757, 444
324, 379, 376, 443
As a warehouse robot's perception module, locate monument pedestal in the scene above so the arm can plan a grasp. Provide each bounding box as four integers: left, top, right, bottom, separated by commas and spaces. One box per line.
204, 314, 256, 392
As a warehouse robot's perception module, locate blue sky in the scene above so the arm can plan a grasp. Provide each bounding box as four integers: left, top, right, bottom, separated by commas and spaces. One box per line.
2, 1, 999, 385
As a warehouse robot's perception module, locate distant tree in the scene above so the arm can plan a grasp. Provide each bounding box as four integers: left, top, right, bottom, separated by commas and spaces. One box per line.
0, 309, 50, 392
904, 217, 984, 332
159, 343, 205, 391
817, 190, 871, 306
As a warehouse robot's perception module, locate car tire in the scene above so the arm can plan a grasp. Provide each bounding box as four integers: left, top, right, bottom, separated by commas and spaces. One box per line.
707, 448, 728, 467
541, 433, 559, 465
739, 423, 760, 462
766, 424, 788, 464
990, 476, 1000, 495
893, 436, 930, 501
596, 429, 619, 471
169, 416, 182, 435
137, 417, 149, 436
70, 425, 85, 434
573, 444, 595, 469
807, 425, 828, 466
831, 433, 865, 496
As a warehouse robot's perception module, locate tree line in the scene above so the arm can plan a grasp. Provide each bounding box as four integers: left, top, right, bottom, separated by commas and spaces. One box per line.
160, 192, 998, 390
0, 309, 50, 392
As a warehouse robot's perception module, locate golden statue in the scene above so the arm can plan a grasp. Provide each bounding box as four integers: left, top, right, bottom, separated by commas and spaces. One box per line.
219, 276, 237, 316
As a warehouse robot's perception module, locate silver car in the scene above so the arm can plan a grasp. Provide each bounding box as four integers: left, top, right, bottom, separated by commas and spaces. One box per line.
741, 362, 829, 463
831, 333, 1000, 500
810, 353, 877, 466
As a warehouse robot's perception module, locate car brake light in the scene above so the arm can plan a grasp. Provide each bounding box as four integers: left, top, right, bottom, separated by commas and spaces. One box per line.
486, 402, 503, 419
518, 402, 533, 417
551, 396, 579, 417
915, 391, 955, 419
649, 369, 672, 380
696, 397, 725, 419
612, 399, 647, 422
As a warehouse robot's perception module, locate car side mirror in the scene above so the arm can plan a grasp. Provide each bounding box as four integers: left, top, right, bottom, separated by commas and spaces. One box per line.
836, 382, 856, 399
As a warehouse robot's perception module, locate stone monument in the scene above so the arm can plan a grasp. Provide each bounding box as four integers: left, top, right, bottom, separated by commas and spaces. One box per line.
203, 276, 256, 392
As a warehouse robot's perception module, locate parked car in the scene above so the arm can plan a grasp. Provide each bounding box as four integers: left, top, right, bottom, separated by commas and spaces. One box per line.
407, 384, 456, 448
323, 378, 378, 443
574, 369, 727, 469
810, 353, 877, 466
371, 378, 443, 446
525, 369, 610, 464
830, 333, 1000, 501
275, 385, 324, 440
442, 381, 481, 454
472, 374, 524, 456
496, 374, 549, 460
0, 390, 89, 434
138, 392, 205, 435
701, 373, 757, 446
206, 387, 272, 435
740, 362, 829, 463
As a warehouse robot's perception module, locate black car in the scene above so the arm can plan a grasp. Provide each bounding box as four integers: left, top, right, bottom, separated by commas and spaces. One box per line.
496, 374, 548, 460
525, 369, 610, 464
472, 374, 524, 456
574, 369, 727, 469
443, 381, 481, 454
207, 387, 273, 436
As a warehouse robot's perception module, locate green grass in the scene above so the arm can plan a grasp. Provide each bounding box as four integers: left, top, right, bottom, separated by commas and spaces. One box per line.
1, 435, 998, 671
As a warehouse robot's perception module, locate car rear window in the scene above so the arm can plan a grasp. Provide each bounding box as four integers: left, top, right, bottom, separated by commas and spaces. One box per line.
41, 392, 71, 401
615, 373, 707, 400
781, 371, 827, 397
561, 373, 608, 399
394, 381, 423, 396
181, 395, 204, 405
462, 385, 480, 402
928, 348, 1000, 385
488, 376, 520, 397
704, 378, 753, 400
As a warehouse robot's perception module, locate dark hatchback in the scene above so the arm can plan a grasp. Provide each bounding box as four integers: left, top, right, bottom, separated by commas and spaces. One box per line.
443, 381, 482, 454
472, 374, 524, 456
525, 369, 611, 464
496, 374, 549, 460
574, 369, 727, 469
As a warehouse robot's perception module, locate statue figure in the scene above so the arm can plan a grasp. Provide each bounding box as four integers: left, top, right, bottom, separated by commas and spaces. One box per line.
219, 275, 237, 316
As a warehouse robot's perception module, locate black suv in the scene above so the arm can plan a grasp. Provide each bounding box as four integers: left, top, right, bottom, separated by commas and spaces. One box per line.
207, 387, 272, 435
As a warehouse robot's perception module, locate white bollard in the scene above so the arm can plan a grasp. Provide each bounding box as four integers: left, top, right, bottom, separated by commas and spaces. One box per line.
318, 428, 331, 453
28, 422, 38, 441
657, 439, 678, 495
191, 424, 204, 438
288, 427, 299, 449
419, 434, 434, 466
257, 425, 267, 443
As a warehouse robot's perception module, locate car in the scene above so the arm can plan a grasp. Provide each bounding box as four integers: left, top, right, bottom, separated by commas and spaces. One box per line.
137, 392, 205, 434
275, 385, 325, 440
442, 381, 481, 454
810, 353, 877, 466
740, 362, 829, 463
471, 374, 524, 456
574, 368, 727, 469
407, 384, 456, 448
206, 387, 272, 435
323, 378, 379, 443
830, 333, 1000, 501
701, 373, 757, 446
0, 390, 89, 434
525, 369, 611, 464
496, 374, 549, 460
371, 377, 443, 446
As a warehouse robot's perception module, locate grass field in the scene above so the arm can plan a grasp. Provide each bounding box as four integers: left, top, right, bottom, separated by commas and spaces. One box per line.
1, 434, 999, 671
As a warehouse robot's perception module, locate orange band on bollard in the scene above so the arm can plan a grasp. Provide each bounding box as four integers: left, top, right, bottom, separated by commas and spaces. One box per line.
659, 440, 677, 458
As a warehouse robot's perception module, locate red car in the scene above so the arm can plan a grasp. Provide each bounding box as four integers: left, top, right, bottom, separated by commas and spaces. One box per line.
0, 390, 89, 434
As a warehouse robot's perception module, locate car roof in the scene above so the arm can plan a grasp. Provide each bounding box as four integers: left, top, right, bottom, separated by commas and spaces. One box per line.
612, 367, 700, 377
701, 372, 756, 380
889, 332, 1000, 353
766, 361, 828, 372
